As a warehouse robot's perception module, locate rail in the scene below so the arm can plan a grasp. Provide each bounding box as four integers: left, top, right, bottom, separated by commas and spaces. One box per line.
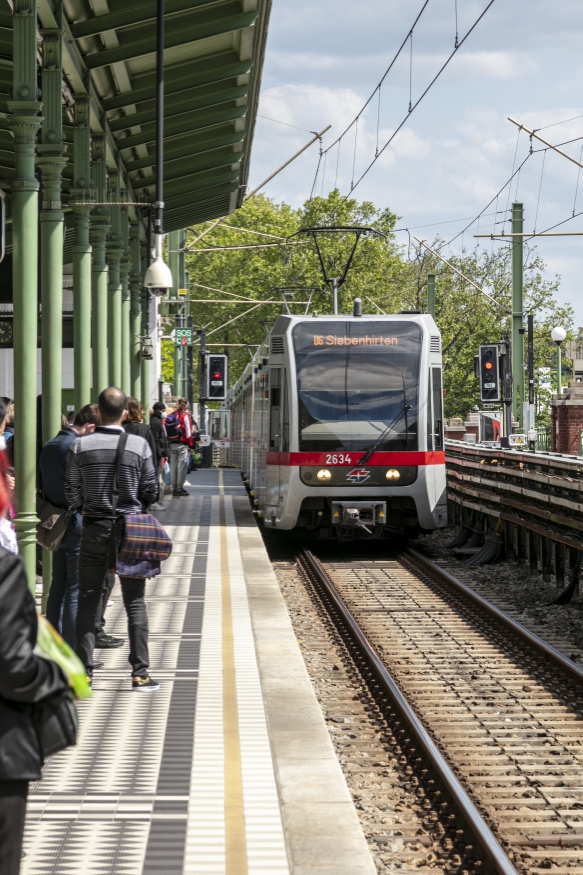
299, 548, 520, 875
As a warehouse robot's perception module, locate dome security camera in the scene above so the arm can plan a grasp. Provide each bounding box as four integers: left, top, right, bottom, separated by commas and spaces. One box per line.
144, 255, 173, 296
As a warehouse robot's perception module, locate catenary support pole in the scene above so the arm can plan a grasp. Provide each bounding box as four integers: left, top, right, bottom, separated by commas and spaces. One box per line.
120, 208, 131, 395
511, 203, 524, 428
38, 12, 68, 611
107, 173, 123, 388
9, 0, 42, 590
427, 273, 436, 320
72, 93, 93, 410
130, 221, 142, 399
90, 132, 110, 400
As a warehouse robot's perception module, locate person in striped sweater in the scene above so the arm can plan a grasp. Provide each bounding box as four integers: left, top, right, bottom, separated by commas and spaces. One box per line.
65, 387, 159, 691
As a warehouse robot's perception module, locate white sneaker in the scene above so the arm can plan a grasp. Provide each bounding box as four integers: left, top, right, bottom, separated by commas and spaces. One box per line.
150, 501, 166, 511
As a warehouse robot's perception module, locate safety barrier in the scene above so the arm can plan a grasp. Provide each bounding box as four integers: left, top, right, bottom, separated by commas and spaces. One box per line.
445, 440, 583, 586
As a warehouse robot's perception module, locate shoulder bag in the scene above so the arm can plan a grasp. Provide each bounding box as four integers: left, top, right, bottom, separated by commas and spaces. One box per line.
109, 432, 173, 578
36, 495, 73, 552
34, 689, 78, 759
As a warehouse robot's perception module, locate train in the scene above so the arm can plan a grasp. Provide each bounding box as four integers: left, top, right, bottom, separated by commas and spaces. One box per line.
223, 308, 447, 540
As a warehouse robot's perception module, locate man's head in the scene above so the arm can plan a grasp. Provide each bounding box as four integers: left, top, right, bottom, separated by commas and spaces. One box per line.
98, 387, 128, 426
175, 397, 187, 412
152, 401, 165, 415
72, 403, 100, 436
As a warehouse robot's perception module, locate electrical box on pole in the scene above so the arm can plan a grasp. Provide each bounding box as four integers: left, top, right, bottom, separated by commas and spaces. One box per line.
206, 354, 228, 400
479, 344, 501, 402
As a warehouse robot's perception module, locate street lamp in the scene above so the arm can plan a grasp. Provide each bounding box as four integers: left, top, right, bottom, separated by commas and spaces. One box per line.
143, 0, 173, 297
551, 326, 566, 396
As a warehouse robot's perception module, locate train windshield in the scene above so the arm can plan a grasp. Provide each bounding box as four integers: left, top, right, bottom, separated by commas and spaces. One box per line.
293, 320, 422, 452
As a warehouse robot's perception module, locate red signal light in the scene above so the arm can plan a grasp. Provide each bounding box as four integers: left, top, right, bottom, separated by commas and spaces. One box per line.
485, 361, 493, 370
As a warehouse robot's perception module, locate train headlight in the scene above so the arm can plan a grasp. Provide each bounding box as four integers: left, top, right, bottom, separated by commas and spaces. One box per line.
386, 468, 400, 480
317, 468, 332, 482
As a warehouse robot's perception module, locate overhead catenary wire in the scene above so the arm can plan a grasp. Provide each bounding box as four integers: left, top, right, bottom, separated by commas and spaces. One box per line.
533, 151, 546, 233
347, 0, 497, 197
321, 0, 432, 156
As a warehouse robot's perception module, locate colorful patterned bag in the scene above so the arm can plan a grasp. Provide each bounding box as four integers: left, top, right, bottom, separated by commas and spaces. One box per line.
115, 513, 172, 578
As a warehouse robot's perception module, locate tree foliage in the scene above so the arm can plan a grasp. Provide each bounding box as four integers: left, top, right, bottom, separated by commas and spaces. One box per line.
168, 190, 573, 422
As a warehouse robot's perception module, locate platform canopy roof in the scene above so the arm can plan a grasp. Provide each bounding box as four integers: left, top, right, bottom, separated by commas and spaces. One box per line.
0, 0, 271, 241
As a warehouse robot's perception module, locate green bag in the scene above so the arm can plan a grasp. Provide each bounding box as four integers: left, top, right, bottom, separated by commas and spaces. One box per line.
35, 615, 92, 700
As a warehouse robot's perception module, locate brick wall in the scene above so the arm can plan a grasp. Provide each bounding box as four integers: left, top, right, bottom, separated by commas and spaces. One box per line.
550, 381, 583, 454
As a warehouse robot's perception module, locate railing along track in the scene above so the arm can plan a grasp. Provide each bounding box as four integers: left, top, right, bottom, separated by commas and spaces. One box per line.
299, 546, 583, 875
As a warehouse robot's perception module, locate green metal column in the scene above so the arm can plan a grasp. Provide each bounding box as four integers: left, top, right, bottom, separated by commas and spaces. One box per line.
107, 174, 123, 387
141, 240, 151, 410
38, 12, 67, 611
9, 0, 43, 590
427, 273, 436, 320
511, 202, 524, 428
557, 344, 563, 396
129, 221, 142, 399
90, 132, 110, 400
120, 209, 131, 395
178, 230, 187, 397
168, 230, 180, 394
72, 93, 93, 410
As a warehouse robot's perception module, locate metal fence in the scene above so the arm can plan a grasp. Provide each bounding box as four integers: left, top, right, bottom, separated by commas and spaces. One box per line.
536, 425, 551, 452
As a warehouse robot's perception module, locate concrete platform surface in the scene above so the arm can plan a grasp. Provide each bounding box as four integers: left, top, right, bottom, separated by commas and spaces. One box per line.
23, 468, 375, 875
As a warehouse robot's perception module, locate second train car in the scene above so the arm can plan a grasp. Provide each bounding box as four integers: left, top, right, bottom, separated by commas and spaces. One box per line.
226, 310, 447, 539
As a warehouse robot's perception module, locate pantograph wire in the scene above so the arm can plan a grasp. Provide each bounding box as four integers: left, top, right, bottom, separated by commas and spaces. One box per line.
320, 150, 327, 198
334, 138, 341, 190
533, 151, 546, 233
503, 128, 521, 232
408, 31, 413, 112
348, 0, 496, 197
351, 118, 359, 190
573, 141, 583, 215
375, 86, 381, 157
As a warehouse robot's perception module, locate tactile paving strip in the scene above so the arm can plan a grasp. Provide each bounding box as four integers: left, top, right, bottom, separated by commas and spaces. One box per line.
22, 474, 290, 875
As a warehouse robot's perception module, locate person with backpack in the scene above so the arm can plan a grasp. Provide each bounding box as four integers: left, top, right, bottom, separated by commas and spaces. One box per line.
165, 398, 193, 497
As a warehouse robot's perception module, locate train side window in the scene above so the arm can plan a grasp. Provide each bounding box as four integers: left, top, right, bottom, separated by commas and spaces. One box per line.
269, 368, 281, 450
431, 367, 443, 450
427, 373, 433, 451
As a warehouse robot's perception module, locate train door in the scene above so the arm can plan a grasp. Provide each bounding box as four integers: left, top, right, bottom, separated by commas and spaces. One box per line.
269, 368, 282, 504
429, 367, 446, 520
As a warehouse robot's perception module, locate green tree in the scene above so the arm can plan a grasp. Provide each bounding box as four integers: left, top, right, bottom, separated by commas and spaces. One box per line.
167, 189, 573, 425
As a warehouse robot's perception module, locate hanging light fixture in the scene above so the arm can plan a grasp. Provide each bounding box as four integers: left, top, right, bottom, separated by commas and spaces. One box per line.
144, 0, 173, 296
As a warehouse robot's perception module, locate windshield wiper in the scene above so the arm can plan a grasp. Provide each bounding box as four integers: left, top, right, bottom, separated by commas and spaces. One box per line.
359, 403, 413, 466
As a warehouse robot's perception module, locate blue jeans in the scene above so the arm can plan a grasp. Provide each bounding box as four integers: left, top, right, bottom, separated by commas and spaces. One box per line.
46, 516, 82, 649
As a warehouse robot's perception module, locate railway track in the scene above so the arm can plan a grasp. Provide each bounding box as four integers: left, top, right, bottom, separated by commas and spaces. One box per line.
298, 546, 583, 875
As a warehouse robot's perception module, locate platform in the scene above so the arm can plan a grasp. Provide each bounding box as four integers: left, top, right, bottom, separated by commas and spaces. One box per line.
23, 469, 375, 874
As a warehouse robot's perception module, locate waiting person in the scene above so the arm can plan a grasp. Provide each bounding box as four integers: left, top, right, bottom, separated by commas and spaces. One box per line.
165, 397, 193, 497
0, 400, 16, 555
66, 387, 159, 690
0, 450, 69, 874
39, 404, 105, 649
149, 401, 169, 509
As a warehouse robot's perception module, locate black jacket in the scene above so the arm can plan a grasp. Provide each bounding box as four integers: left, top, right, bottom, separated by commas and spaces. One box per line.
39, 428, 77, 510
149, 413, 169, 464
0, 549, 69, 780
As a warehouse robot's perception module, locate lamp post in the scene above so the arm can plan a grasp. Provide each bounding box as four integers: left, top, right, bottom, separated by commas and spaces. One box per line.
551, 326, 567, 396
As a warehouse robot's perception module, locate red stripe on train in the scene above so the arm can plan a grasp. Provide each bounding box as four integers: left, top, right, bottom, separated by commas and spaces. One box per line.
265, 451, 446, 466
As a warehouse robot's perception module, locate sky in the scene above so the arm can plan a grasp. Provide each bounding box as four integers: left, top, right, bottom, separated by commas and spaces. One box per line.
247, 0, 583, 329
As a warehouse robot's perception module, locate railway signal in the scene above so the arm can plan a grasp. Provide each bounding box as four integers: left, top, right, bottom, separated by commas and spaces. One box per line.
206, 354, 228, 400
478, 344, 501, 402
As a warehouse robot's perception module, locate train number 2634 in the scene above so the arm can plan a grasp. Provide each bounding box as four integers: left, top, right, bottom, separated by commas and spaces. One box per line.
325, 454, 352, 465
